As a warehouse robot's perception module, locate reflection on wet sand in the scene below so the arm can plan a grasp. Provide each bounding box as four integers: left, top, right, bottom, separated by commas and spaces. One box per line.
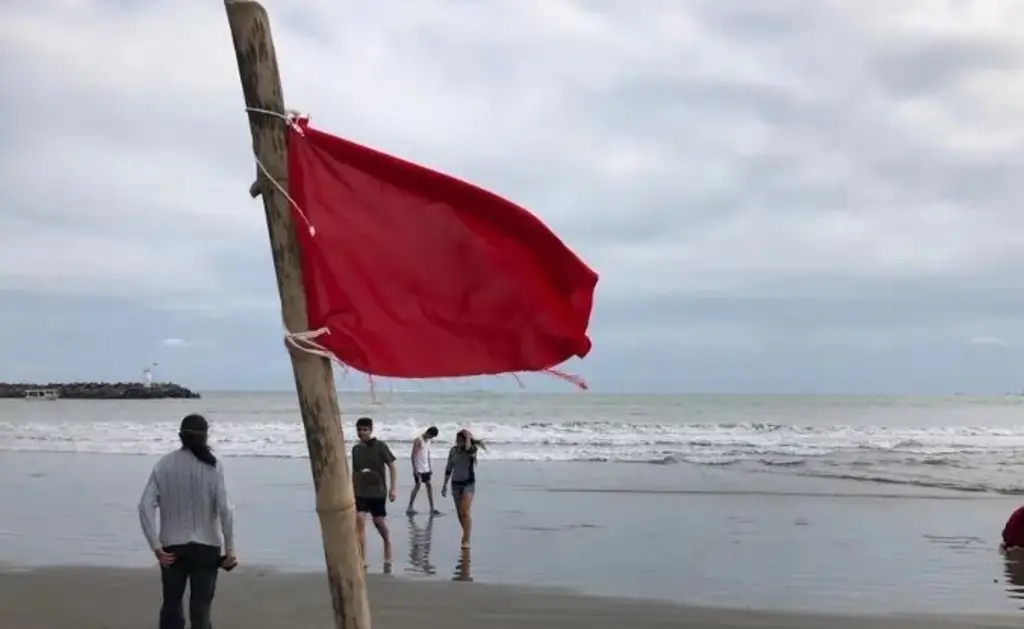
407, 514, 436, 575
1003, 547, 1024, 607
453, 547, 472, 582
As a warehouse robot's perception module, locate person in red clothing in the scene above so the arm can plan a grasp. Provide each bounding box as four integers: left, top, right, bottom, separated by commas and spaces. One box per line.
1002, 505, 1024, 550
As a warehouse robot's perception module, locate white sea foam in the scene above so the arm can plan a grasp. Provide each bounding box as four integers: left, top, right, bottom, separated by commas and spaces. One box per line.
5, 394, 1024, 493
3, 418, 1024, 466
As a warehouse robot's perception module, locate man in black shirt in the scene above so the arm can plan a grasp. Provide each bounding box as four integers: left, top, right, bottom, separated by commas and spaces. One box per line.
351, 417, 397, 568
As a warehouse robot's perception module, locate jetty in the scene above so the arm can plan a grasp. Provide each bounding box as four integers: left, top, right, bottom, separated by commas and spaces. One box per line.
0, 382, 201, 400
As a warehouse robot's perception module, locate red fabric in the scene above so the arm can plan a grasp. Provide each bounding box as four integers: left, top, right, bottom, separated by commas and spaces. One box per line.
285, 119, 598, 382
1004, 506, 1024, 547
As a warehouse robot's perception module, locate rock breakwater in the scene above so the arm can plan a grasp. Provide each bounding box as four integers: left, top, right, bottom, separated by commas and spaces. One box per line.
0, 382, 201, 400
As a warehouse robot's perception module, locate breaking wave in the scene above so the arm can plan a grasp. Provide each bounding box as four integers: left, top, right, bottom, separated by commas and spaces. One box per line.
4, 416, 1024, 493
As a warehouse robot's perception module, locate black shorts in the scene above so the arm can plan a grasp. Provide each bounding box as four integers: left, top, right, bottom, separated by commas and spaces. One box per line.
414, 471, 432, 484
355, 496, 387, 518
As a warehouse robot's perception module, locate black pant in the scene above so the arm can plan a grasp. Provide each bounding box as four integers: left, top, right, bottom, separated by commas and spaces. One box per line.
160, 543, 221, 629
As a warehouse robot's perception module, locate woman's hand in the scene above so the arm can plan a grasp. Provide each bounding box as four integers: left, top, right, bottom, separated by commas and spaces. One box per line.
154, 548, 176, 566
441, 485, 448, 498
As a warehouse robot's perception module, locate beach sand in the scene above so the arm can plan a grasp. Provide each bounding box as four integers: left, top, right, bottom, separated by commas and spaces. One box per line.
2, 452, 1022, 614
0, 566, 1016, 629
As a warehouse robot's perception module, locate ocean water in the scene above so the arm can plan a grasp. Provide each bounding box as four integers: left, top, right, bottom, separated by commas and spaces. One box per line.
1, 392, 1024, 614
3, 392, 1024, 494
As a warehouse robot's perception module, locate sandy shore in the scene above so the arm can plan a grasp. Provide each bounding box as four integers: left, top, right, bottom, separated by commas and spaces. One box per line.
0, 566, 1017, 629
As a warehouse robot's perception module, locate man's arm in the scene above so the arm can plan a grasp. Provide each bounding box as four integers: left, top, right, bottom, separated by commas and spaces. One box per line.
410, 438, 421, 465
215, 464, 235, 555
138, 471, 161, 551
384, 443, 397, 499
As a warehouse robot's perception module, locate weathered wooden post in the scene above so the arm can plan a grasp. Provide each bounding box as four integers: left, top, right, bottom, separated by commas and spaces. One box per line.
222, 2, 372, 628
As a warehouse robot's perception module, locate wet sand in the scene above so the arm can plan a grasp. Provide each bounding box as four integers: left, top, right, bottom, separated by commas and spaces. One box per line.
2, 452, 1021, 614
0, 566, 1017, 629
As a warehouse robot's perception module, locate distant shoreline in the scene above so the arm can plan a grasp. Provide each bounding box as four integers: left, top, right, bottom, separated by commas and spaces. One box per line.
0, 382, 201, 400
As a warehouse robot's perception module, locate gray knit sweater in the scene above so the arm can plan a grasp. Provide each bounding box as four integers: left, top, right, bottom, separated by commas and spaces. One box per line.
138, 449, 235, 552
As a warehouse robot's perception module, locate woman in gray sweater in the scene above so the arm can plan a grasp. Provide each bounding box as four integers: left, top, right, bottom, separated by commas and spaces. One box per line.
442, 429, 484, 549
139, 414, 236, 629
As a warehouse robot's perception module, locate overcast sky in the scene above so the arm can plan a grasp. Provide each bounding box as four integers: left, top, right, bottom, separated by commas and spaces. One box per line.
2, 0, 1024, 394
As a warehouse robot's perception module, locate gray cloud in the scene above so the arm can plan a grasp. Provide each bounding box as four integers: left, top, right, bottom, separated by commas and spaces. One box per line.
2, 0, 1024, 393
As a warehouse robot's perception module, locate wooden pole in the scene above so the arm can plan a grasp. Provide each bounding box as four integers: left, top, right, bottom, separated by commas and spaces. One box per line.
222, 3, 372, 629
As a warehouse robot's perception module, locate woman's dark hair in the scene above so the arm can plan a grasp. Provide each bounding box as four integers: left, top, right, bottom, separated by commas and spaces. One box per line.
425, 426, 439, 438
179, 413, 217, 467
456, 428, 485, 452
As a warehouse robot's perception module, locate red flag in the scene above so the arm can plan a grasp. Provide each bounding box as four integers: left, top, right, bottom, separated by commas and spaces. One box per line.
285, 118, 598, 384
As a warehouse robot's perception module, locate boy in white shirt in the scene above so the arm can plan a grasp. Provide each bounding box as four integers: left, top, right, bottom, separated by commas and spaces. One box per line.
406, 426, 441, 515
